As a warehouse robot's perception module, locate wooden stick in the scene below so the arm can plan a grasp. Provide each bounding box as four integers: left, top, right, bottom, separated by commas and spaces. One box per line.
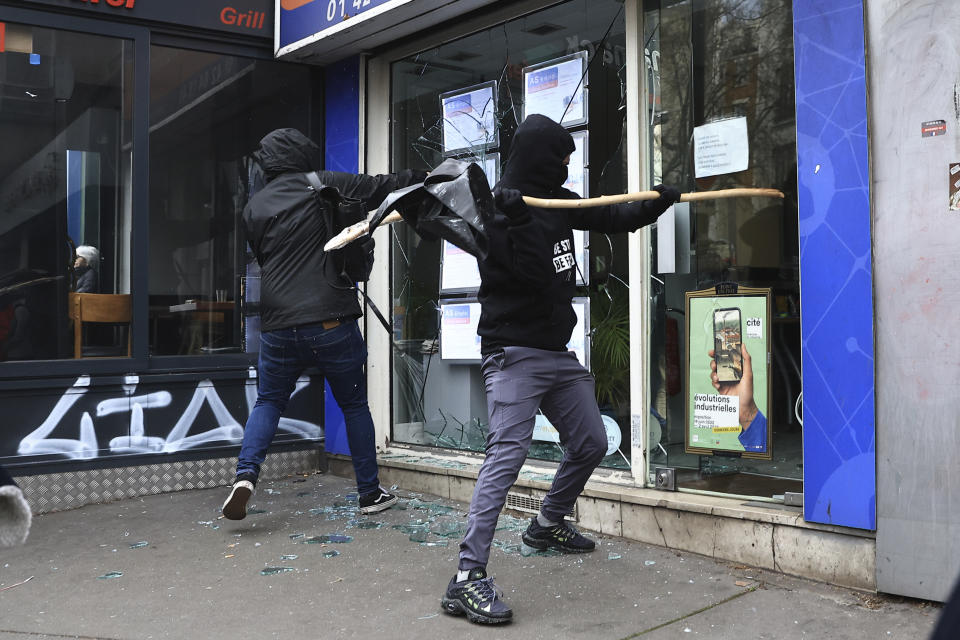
522, 187, 784, 209
323, 187, 784, 252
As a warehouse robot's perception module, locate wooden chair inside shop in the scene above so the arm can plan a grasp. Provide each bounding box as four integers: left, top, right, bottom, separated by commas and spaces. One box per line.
68, 292, 132, 358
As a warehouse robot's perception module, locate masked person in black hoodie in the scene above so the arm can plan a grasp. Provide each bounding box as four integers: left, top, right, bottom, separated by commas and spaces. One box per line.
222, 128, 425, 520
442, 115, 680, 624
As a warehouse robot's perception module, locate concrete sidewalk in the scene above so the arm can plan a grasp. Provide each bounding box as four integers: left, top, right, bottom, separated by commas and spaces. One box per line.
0, 471, 940, 640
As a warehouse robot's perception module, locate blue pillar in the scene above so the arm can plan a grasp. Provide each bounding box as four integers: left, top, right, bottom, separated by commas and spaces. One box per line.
793, 1, 876, 529
322, 56, 361, 456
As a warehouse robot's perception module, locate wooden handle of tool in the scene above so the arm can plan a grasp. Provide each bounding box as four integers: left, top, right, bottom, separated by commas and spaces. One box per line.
323, 211, 403, 252
323, 188, 784, 251
522, 187, 784, 209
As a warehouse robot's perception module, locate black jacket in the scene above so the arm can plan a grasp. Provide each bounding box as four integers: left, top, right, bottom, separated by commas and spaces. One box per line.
75, 266, 98, 293
477, 115, 670, 354
243, 129, 420, 332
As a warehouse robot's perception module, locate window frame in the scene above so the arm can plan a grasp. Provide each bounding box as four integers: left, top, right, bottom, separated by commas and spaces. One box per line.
0, 6, 150, 379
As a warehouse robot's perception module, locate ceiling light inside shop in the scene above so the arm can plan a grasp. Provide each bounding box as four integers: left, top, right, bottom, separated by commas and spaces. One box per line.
4, 24, 33, 55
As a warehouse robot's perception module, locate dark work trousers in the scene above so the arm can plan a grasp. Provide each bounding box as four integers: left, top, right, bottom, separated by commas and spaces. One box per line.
458, 346, 608, 571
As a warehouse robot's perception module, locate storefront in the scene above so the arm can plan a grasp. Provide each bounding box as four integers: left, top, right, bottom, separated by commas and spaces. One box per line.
14, 0, 949, 603
278, 0, 882, 592
0, 0, 331, 501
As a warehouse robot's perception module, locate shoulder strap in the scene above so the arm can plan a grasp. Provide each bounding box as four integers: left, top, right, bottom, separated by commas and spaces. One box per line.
305, 171, 334, 199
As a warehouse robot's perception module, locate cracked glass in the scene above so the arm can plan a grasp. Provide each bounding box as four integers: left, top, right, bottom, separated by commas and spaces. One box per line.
644, 0, 802, 498
389, 0, 631, 468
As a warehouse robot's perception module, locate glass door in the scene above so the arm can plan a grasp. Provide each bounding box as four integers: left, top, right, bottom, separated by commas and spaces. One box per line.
643, 0, 802, 498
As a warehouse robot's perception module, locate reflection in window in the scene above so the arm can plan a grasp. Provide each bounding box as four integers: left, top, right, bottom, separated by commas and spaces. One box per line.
147, 47, 314, 356
0, 22, 133, 361
389, 0, 631, 468
644, 0, 802, 496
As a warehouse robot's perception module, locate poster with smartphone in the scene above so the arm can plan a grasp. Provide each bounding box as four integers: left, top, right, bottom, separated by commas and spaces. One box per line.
684, 286, 772, 458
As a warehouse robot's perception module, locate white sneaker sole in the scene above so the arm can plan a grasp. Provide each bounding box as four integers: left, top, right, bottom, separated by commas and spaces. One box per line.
222, 480, 254, 520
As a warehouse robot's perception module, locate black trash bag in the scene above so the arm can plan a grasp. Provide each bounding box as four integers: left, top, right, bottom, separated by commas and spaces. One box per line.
367, 158, 495, 260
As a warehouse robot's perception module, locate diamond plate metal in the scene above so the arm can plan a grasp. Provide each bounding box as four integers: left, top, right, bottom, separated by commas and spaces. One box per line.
15, 449, 322, 514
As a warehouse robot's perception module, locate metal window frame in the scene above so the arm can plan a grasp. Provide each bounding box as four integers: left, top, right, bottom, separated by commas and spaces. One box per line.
365, 0, 650, 485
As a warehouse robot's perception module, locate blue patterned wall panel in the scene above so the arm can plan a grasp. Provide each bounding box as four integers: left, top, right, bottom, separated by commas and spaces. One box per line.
794, 1, 875, 529
323, 56, 361, 456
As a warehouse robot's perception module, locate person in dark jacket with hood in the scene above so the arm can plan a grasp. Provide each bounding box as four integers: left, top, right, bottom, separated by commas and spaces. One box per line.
441, 115, 681, 624
222, 128, 424, 520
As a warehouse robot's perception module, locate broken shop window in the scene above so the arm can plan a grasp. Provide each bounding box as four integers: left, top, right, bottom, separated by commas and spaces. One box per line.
388, 0, 632, 470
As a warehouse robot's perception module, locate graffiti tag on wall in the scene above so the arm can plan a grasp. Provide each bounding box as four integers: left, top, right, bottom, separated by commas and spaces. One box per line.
16, 372, 322, 460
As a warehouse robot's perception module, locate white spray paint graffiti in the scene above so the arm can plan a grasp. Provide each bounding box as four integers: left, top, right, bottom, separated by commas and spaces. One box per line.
17, 372, 323, 459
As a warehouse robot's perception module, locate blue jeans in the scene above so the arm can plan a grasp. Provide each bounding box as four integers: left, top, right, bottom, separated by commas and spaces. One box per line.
236, 320, 381, 495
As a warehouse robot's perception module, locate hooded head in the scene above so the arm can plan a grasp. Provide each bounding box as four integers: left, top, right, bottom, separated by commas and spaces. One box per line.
252, 128, 324, 182
75, 245, 99, 269
499, 114, 576, 198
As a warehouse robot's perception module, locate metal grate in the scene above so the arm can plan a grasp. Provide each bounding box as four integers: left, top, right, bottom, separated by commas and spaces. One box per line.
15, 449, 322, 515
505, 491, 577, 521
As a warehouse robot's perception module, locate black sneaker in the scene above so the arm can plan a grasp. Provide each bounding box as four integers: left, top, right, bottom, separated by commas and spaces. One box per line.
221, 473, 256, 521
358, 487, 398, 514
522, 517, 596, 553
441, 567, 513, 624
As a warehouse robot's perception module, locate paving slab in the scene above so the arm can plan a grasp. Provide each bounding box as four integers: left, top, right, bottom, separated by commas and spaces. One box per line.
0, 472, 941, 640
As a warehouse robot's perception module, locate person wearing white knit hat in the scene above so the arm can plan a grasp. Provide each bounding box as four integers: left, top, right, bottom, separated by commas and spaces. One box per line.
74, 245, 100, 293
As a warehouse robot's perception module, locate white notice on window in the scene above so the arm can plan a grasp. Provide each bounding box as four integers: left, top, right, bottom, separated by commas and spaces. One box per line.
693, 117, 749, 178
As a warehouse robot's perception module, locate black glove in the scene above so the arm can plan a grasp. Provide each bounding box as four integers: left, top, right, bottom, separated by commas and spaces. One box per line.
645, 184, 682, 217
494, 188, 528, 220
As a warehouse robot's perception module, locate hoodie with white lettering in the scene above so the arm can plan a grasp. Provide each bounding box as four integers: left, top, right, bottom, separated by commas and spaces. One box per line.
477, 114, 679, 354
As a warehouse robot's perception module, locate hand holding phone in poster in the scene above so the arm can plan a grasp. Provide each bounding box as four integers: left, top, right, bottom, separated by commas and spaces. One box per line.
709, 344, 762, 435
709, 343, 757, 428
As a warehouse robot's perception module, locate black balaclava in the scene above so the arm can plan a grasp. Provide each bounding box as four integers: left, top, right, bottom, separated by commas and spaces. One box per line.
253, 128, 324, 182
499, 114, 576, 198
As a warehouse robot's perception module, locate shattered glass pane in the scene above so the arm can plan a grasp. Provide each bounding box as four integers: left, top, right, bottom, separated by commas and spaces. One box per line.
129, 541, 149, 549
389, 0, 632, 470
260, 567, 295, 575
300, 534, 353, 544
97, 571, 123, 579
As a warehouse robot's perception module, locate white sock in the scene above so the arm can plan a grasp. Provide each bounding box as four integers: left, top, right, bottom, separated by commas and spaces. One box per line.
537, 514, 558, 528
457, 569, 471, 582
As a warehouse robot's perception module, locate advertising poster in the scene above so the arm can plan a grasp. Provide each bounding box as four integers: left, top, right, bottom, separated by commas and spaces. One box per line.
523, 52, 588, 128
568, 296, 590, 368
563, 130, 589, 197
573, 231, 588, 286
685, 286, 772, 458
440, 81, 498, 155
439, 301, 482, 362
481, 153, 499, 189
440, 241, 482, 293
693, 116, 749, 178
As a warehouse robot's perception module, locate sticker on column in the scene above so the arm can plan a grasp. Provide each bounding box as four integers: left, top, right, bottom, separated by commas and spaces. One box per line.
950, 163, 960, 211
921, 120, 947, 138
746, 316, 762, 339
